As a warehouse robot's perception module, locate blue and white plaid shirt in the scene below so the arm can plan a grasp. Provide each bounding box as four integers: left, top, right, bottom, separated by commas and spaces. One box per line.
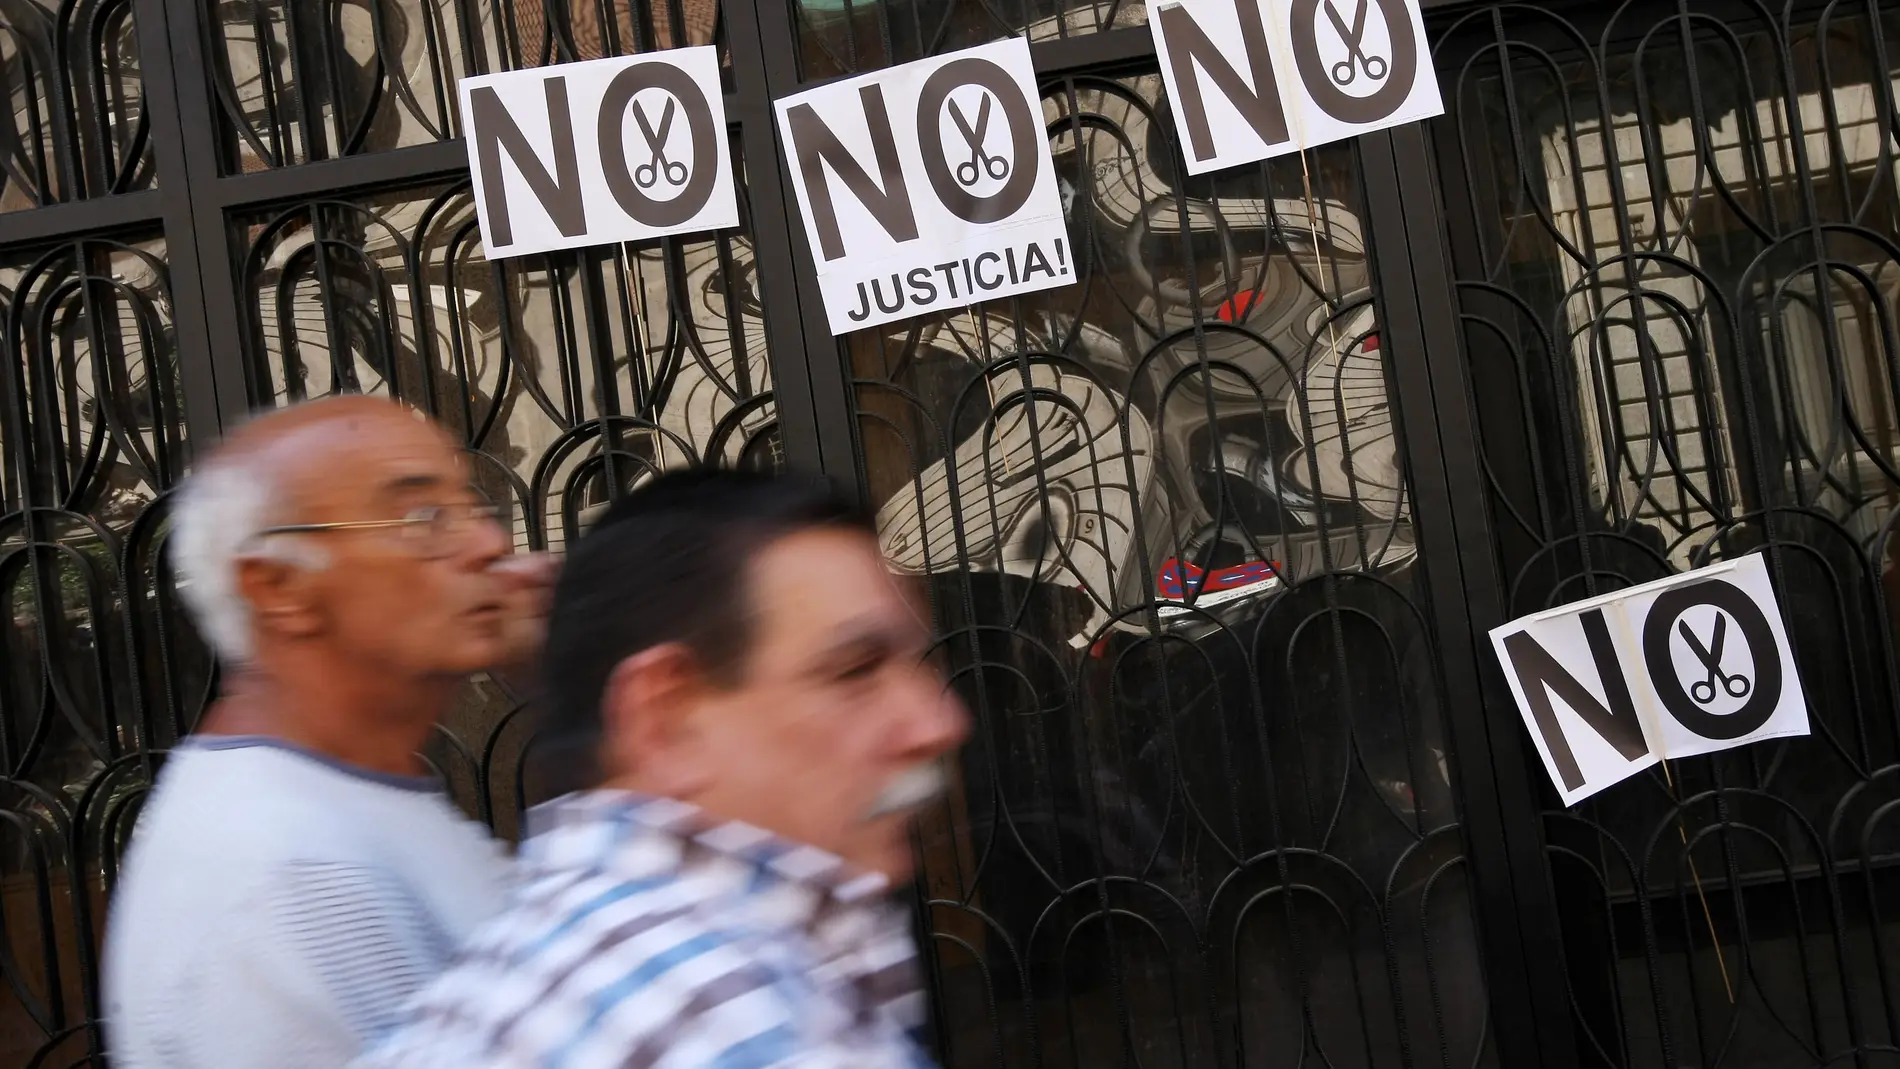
353, 790, 936, 1069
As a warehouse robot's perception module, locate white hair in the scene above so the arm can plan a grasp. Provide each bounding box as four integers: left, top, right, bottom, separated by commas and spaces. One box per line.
170, 456, 330, 663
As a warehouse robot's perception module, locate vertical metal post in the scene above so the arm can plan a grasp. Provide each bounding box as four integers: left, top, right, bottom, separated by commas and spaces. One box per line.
1359, 121, 1582, 1069
129, 0, 228, 451
160, 0, 255, 428
722, 0, 863, 483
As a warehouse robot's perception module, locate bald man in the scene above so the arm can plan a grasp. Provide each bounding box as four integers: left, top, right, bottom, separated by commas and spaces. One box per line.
104, 397, 554, 1069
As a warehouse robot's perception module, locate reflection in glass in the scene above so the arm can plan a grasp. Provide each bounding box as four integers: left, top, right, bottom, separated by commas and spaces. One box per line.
849, 71, 1491, 1069
210, 0, 728, 171
0, 238, 195, 1067
1442, 6, 1900, 1067
0, 0, 150, 209
797, 0, 1146, 79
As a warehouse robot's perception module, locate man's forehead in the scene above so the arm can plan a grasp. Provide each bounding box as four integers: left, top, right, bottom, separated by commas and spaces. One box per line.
254, 409, 463, 508
752, 531, 927, 641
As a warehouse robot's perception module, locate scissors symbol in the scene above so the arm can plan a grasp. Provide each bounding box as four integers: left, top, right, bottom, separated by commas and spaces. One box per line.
1324, 0, 1388, 86
1679, 613, 1752, 705
633, 97, 688, 190
949, 94, 1009, 187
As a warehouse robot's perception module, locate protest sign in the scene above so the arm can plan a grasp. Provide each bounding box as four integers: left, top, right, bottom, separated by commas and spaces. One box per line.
460, 47, 738, 258
774, 37, 1073, 334
1489, 554, 1810, 806
1150, 0, 1443, 174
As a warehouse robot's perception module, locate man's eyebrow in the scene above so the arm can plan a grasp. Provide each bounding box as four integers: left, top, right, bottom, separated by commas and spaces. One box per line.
377, 472, 444, 499
815, 615, 931, 662
811, 619, 899, 659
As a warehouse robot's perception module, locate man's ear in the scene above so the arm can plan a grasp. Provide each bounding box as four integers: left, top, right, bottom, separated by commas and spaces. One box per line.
234, 552, 323, 642
601, 644, 712, 796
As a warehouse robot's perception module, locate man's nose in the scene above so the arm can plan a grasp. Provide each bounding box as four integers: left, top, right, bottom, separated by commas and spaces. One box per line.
457, 511, 509, 568
903, 672, 971, 758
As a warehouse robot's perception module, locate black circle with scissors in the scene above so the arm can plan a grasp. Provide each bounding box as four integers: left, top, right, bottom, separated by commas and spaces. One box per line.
1678, 613, 1751, 704
915, 57, 1039, 223
598, 62, 720, 227
1640, 578, 1783, 740
949, 94, 1010, 188
1325, 0, 1387, 85
1288, 0, 1418, 124
633, 97, 689, 189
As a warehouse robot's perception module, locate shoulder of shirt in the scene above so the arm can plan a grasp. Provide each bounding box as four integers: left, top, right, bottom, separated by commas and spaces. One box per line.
459, 834, 723, 972
382, 881, 796, 1064
127, 745, 478, 871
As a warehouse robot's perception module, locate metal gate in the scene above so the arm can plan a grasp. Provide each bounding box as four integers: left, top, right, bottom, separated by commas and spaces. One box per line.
1433, 4, 1900, 1067
0, 0, 1896, 1066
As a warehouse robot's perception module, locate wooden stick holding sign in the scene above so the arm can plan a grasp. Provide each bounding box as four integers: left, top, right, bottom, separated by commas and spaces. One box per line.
773, 37, 1074, 335
1149, 0, 1444, 174
1488, 554, 1811, 806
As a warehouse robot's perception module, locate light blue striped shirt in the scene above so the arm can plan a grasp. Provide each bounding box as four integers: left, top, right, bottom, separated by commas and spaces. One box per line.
355, 791, 936, 1069
105, 737, 512, 1069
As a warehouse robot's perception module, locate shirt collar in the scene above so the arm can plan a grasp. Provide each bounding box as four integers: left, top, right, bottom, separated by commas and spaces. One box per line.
522, 789, 895, 907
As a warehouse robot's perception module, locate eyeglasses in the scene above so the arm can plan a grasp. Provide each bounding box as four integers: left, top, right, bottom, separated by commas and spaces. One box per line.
255, 503, 502, 560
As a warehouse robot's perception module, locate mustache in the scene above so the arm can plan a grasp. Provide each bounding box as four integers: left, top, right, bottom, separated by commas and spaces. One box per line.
864, 763, 947, 821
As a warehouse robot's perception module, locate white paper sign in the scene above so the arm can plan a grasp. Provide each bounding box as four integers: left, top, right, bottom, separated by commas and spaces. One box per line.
1150, 0, 1444, 174
459, 48, 738, 259
774, 37, 1074, 335
1488, 554, 1810, 806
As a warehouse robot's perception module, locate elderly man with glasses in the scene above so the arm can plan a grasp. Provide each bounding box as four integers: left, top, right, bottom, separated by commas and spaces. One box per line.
104, 396, 555, 1069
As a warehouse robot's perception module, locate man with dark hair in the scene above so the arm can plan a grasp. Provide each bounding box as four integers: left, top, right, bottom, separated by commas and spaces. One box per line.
357, 468, 969, 1069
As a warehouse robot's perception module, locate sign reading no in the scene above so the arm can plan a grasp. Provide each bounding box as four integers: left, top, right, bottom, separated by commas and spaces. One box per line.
1489, 554, 1811, 806
459, 48, 740, 259
1149, 0, 1445, 174
773, 37, 1074, 335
